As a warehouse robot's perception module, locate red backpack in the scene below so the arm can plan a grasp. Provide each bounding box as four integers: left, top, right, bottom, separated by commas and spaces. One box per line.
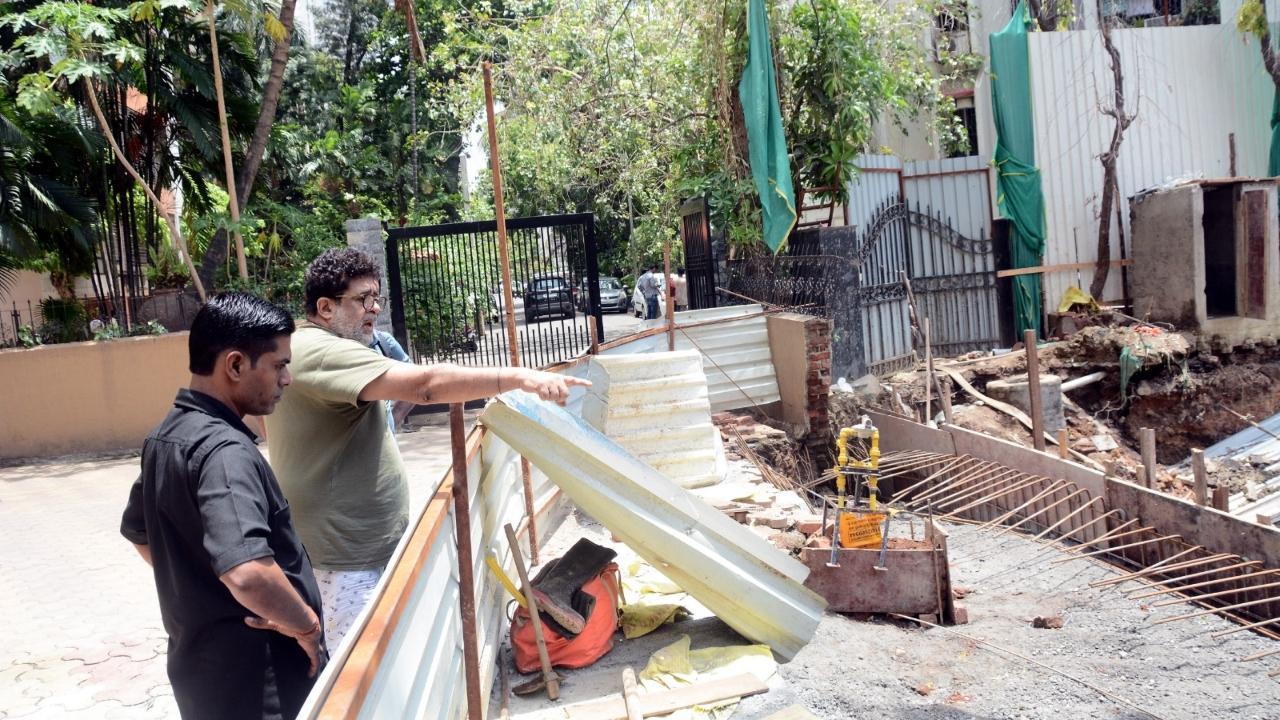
511, 563, 621, 673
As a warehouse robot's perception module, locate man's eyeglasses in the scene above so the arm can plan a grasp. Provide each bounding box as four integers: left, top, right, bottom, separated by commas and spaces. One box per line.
335, 293, 387, 310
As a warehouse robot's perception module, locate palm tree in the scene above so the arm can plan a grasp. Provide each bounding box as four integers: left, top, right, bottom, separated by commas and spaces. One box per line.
0, 99, 100, 297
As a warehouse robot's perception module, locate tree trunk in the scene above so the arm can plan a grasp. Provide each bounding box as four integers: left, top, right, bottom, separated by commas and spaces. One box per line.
236, 0, 297, 206
207, 1, 248, 281
199, 0, 297, 291
1089, 11, 1133, 300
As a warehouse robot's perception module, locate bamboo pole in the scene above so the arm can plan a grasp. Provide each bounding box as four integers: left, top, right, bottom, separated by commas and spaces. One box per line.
923, 318, 932, 425
664, 240, 675, 351
450, 404, 483, 719
206, 0, 247, 280
84, 80, 207, 303
483, 62, 538, 563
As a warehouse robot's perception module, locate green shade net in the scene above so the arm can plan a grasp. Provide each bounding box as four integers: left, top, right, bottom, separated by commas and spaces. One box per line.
989, 0, 1045, 339
739, 0, 797, 253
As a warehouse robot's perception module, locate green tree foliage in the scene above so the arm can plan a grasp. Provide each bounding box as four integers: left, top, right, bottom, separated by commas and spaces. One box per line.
473, 0, 962, 265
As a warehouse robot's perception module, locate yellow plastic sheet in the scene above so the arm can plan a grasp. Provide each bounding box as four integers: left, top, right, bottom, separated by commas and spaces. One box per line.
620, 603, 688, 640
1057, 286, 1101, 314
638, 635, 777, 720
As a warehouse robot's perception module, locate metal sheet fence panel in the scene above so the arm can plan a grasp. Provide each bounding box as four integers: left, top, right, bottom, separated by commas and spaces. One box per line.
1028, 25, 1273, 311
387, 214, 601, 370
847, 153, 903, 229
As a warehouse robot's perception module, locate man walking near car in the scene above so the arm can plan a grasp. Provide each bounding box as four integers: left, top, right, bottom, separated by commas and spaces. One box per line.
121, 292, 325, 720
266, 248, 589, 649
637, 265, 661, 320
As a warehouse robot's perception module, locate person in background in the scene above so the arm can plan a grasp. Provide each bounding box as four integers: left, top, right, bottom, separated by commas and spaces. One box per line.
673, 267, 689, 312
266, 248, 589, 649
637, 265, 661, 320
121, 292, 325, 720
370, 329, 414, 432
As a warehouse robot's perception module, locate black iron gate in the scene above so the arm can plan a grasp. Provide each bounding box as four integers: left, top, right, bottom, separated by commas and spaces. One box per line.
385, 213, 601, 369
724, 200, 998, 378
679, 197, 717, 310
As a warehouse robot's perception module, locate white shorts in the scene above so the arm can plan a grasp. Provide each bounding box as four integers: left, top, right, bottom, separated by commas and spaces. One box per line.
314, 567, 385, 649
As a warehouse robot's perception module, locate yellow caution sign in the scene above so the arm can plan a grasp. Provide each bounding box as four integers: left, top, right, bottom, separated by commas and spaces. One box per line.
839, 512, 885, 549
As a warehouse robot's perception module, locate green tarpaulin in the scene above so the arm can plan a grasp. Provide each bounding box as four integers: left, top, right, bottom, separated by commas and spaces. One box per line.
989, 0, 1045, 339
739, 0, 796, 253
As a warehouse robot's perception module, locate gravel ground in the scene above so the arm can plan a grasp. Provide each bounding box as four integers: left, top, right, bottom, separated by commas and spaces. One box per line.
501, 510, 1280, 720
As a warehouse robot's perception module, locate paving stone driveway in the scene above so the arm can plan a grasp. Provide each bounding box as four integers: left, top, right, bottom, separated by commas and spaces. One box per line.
0, 411, 468, 719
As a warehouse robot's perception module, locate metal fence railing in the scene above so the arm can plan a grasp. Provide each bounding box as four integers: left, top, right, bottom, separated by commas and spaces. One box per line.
1, 290, 200, 348
385, 213, 602, 369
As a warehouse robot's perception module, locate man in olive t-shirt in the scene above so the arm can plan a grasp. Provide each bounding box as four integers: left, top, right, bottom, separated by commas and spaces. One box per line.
267, 248, 589, 648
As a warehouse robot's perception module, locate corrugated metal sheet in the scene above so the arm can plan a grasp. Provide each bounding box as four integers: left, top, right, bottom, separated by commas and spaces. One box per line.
1028, 25, 1273, 310
300, 426, 560, 720
1200, 410, 1280, 525
481, 391, 827, 659
847, 154, 902, 229
583, 350, 726, 489
620, 305, 780, 411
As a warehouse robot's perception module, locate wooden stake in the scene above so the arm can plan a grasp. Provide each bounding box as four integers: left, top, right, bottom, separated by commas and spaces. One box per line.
938, 375, 954, 425
622, 668, 643, 720
451, 405, 483, 719
1212, 485, 1229, 512
1191, 449, 1208, 506
483, 62, 539, 563
504, 523, 559, 700
1057, 429, 1069, 459
1024, 329, 1046, 451
1229, 132, 1238, 177
1140, 428, 1156, 489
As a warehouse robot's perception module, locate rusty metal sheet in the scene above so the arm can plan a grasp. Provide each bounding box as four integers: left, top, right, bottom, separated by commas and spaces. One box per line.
800, 547, 946, 616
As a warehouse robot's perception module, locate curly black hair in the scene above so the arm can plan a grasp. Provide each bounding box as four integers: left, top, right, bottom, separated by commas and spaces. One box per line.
304, 248, 380, 315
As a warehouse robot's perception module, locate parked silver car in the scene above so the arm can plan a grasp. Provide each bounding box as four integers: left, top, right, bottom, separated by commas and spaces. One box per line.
576, 276, 630, 313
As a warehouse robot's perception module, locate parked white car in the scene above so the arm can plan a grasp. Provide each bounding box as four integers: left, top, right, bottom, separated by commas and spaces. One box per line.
631, 286, 667, 319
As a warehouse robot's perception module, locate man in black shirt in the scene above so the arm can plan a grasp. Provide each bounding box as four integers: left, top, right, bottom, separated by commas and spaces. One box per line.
121, 292, 325, 720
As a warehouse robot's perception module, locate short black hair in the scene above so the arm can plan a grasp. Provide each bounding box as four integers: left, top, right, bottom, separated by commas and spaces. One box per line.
189, 292, 295, 375
305, 248, 380, 314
